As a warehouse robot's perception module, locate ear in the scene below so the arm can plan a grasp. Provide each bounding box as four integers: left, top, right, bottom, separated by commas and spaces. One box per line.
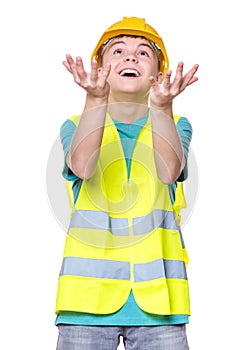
157, 72, 163, 83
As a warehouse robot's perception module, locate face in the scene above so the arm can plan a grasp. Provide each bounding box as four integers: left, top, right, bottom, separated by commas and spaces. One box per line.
101, 36, 162, 99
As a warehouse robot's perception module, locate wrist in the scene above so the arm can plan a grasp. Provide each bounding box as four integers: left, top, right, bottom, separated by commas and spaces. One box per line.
85, 94, 109, 109
150, 102, 173, 118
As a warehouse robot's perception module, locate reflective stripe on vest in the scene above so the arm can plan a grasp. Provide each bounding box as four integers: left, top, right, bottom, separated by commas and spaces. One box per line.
60, 256, 187, 281
134, 259, 187, 282
60, 257, 130, 280
69, 209, 179, 236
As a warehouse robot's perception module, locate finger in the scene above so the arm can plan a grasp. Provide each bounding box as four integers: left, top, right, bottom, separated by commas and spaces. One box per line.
64, 54, 82, 83
62, 54, 76, 73
157, 73, 163, 84
66, 54, 78, 70
66, 54, 75, 65
172, 63, 184, 88
163, 70, 172, 86
186, 76, 198, 86
75, 56, 87, 79
175, 62, 184, 78
90, 59, 99, 81
69, 56, 86, 84
184, 64, 199, 82
149, 76, 158, 86
95, 64, 111, 90
98, 63, 110, 77
62, 60, 72, 73
100, 63, 111, 80
75, 56, 85, 69
180, 64, 199, 89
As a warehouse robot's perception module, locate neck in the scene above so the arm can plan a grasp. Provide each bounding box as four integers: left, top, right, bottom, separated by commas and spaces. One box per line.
108, 94, 149, 123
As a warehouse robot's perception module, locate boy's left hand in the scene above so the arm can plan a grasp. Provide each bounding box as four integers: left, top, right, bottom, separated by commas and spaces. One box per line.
149, 62, 199, 111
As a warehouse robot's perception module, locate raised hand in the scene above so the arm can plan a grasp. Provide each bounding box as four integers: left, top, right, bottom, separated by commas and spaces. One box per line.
149, 62, 199, 111
63, 54, 111, 98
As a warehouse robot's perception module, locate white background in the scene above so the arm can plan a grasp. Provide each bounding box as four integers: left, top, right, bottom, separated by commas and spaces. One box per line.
1, 0, 245, 349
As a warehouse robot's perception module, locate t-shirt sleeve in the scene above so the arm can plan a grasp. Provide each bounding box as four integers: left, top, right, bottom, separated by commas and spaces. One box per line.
176, 116, 193, 182
60, 119, 79, 181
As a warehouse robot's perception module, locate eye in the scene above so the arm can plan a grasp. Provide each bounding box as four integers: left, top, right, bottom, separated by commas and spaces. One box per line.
138, 50, 150, 57
113, 48, 123, 55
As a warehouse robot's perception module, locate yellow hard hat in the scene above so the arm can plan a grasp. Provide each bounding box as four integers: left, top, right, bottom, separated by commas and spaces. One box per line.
91, 17, 169, 74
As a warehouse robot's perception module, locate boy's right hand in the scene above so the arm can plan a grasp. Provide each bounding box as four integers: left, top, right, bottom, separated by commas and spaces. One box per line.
63, 54, 111, 99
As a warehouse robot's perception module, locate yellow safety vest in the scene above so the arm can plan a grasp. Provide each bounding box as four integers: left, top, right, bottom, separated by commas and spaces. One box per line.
56, 112, 190, 316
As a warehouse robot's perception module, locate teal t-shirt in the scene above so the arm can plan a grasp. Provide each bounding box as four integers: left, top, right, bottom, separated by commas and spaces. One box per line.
56, 112, 192, 326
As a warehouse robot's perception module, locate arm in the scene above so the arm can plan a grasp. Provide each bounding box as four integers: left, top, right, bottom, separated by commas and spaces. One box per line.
149, 62, 198, 184
176, 116, 193, 182
60, 118, 78, 181
63, 55, 111, 179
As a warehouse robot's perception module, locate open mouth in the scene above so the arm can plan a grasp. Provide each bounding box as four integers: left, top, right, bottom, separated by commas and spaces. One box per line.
119, 69, 140, 77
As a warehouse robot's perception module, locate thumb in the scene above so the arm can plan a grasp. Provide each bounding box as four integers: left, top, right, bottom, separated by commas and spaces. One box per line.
149, 76, 159, 87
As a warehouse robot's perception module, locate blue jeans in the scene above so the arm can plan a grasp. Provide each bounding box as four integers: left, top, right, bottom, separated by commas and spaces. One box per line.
56, 324, 189, 350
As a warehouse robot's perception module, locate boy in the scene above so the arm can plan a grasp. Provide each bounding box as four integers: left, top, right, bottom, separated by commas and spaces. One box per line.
55, 16, 198, 350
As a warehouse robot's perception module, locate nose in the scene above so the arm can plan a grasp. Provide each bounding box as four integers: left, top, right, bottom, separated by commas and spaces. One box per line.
125, 55, 138, 63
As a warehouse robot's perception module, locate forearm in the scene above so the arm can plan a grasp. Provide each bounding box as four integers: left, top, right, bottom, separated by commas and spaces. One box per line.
67, 95, 108, 179
148, 62, 198, 183
150, 103, 185, 184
